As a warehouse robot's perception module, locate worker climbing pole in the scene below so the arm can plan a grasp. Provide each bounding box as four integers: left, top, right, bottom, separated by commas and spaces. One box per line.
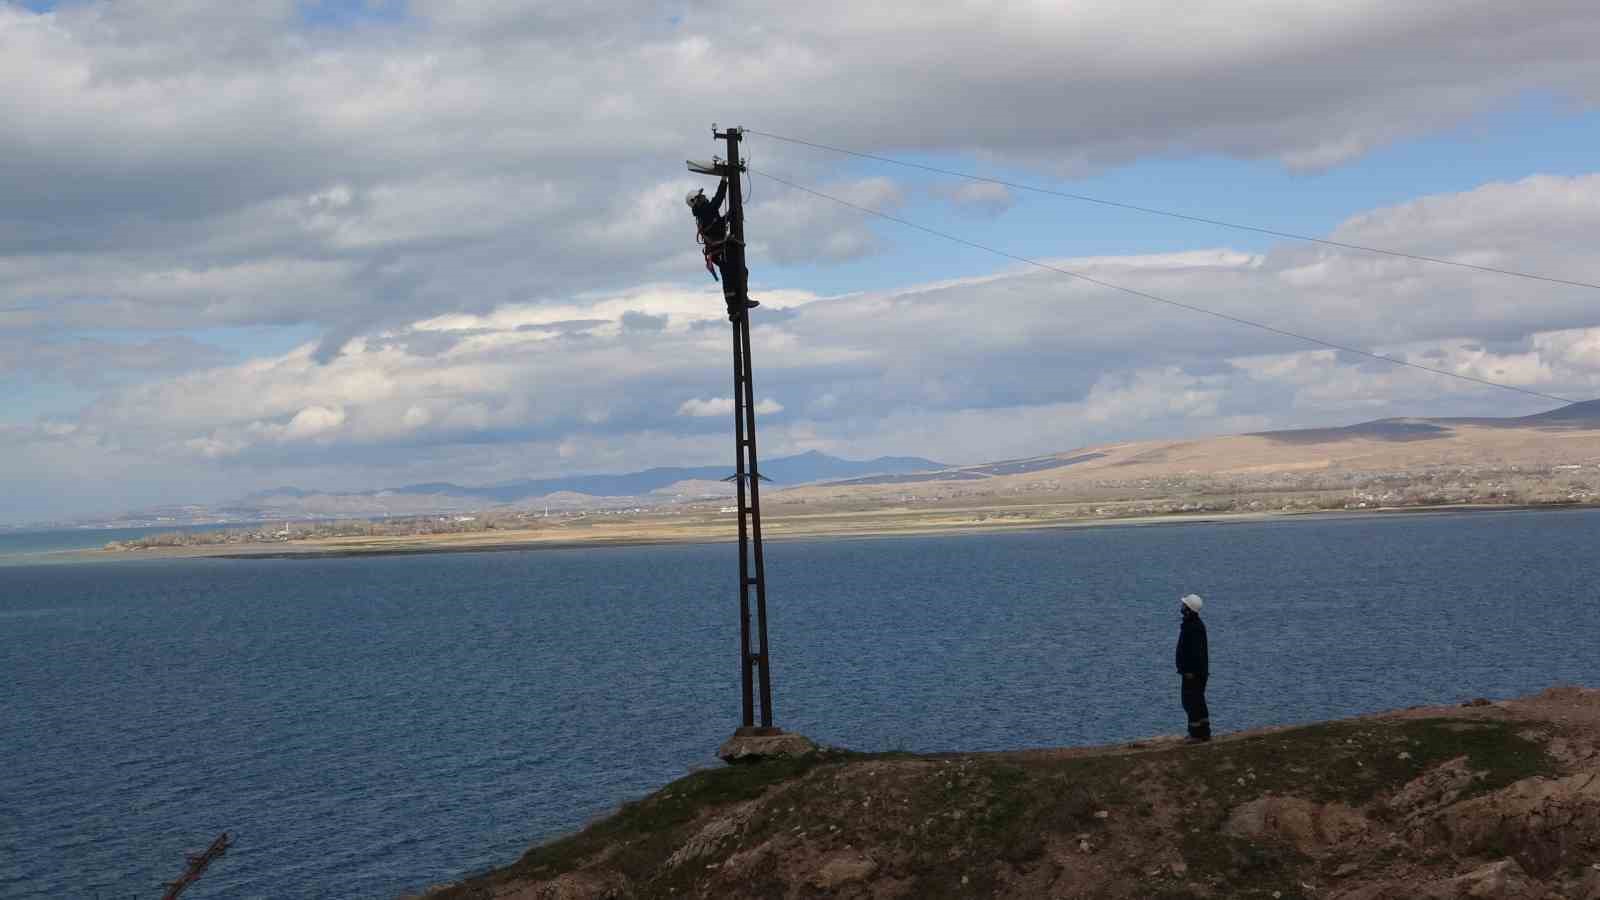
686, 127, 784, 742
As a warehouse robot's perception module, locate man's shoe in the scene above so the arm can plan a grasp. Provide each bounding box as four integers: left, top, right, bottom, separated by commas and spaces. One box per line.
745, 299, 760, 309
1184, 735, 1210, 744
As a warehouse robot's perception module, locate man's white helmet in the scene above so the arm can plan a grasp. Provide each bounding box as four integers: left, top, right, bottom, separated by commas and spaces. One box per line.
685, 189, 703, 206
1181, 594, 1204, 613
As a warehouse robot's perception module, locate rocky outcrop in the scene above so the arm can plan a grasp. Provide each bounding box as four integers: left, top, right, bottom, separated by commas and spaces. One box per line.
665, 801, 759, 868
1334, 858, 1540, 900
1388, 755, 1485, 819
1418, 858, 1536, 900
1224, 795, 1373, 855
1428, 770, 1600, 876
808, 850, 878, 890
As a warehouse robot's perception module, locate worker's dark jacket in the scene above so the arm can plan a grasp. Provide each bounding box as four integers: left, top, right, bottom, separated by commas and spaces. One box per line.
691, 180, 729, 244
1176, 614, 1208, 677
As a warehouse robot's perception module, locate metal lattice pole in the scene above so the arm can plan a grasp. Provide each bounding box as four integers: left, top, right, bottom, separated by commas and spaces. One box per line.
716, 127, 773, 729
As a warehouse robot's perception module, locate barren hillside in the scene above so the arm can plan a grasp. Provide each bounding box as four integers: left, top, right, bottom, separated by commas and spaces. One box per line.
770, 402, 1600, 517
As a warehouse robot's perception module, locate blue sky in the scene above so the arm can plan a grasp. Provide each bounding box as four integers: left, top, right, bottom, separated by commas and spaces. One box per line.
3, 1, 1600, 523
23, 0, 411, 26
757, 93, 1600, 296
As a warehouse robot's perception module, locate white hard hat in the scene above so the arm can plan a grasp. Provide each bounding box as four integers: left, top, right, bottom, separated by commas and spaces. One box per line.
685, 189, 703, 206
1181, 594, 1203, 613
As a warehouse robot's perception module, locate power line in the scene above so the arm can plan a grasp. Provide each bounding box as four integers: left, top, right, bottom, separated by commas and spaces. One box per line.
748, 166, 1577, 406
745, 129, 1600, 294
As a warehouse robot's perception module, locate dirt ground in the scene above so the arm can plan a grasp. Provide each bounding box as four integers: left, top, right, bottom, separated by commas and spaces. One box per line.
415, 686, 1600, 900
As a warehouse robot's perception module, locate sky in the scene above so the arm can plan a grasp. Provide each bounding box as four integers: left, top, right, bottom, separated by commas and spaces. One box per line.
4, 0, 1600, 524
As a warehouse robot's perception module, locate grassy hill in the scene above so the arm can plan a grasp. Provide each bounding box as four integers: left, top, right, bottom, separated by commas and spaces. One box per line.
414, 687, 1600, 900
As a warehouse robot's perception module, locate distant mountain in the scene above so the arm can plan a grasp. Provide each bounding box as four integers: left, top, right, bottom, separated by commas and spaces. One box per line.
57, 400, 1600, 530
1507, 398, 1600, 426
1249, 419, 1455, 445
242, 486, 318, 500
826, 451, 1112, 486
245, 451, 946, 506
1254, 400, 1600, 445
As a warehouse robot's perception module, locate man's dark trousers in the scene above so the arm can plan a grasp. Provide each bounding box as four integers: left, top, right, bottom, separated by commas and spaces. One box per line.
1182, 675, 1210, 740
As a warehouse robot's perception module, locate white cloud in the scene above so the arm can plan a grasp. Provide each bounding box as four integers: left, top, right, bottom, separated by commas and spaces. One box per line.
8, 2, 1600, 519
26, 173, 1596, 496
6, 0, 1595, 343
937, 181, 1015, 217
746, 177, 905, 264
0, 335, 231, 385
678, 397, 734, 417
678, 397, 784, 417
281, 405, 347, 440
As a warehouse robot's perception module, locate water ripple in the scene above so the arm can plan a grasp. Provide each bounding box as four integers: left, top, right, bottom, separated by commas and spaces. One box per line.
5, 509, 1600, 897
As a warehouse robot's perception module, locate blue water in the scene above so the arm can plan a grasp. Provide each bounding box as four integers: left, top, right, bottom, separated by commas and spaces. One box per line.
4, 508, 1598, 899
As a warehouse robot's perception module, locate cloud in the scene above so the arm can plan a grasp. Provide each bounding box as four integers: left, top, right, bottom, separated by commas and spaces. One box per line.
746, 177, 905, 264
677, 397, 734, 417
283, 405, 347, 440
8, 2, 1600, 519
5, 0, 1597, 347
621, 310, 667, 333
936, 181, 1015, 217
28, 175, 1598, 493
0, 335, 232, 387
678, 397, 785, 417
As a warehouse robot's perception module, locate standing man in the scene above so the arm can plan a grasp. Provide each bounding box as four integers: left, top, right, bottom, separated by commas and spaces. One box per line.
1176, 593, 1210, 743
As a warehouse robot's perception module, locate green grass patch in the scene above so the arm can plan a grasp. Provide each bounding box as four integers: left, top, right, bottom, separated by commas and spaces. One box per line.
882, 755, 1140, 899
1151, 717, 1552, 811
430, 753, 832, 899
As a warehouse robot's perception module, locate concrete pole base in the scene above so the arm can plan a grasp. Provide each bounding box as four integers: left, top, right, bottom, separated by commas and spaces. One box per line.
717, 727, 818, 764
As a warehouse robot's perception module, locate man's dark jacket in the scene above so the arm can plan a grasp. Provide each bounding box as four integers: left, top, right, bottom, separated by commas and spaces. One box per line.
691, 180, 729, 243
1176, 614, 1208, 677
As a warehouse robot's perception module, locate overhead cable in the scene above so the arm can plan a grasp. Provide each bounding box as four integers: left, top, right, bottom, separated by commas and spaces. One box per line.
748, 166, 1577, 406
745, 129, 1600, 293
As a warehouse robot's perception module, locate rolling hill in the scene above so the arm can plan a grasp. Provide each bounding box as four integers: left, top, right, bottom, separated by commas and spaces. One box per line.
770, 400, 1600, 514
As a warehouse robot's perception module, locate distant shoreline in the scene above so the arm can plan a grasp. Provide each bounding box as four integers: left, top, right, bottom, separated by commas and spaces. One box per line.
56, 500, 1597, 563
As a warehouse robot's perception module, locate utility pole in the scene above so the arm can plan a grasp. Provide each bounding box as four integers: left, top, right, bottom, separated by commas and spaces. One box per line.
689, 126, 781, 739
719, 126, 774, 731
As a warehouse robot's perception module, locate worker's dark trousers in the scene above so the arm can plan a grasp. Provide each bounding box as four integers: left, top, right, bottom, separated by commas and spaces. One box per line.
1182, 675, 1210, 740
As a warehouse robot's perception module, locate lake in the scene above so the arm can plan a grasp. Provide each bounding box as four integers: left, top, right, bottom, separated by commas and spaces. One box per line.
4, 508, 1597, 898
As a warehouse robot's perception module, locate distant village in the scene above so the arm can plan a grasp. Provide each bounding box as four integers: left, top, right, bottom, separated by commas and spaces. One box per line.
100, 506, 688, 550
102, 461, 1600, 550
